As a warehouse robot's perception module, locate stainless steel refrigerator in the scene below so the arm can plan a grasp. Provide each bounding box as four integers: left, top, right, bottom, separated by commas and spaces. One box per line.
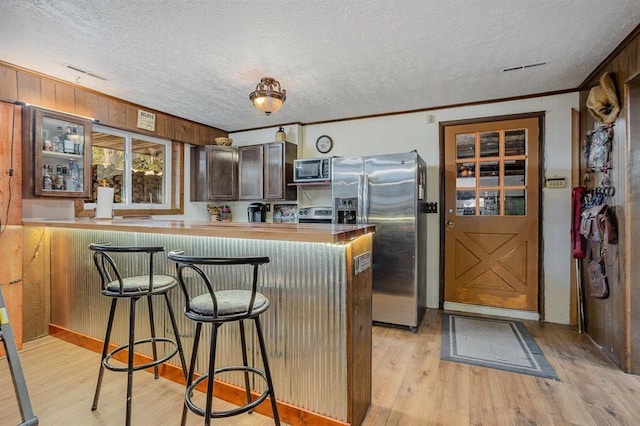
332, 151, 427, 330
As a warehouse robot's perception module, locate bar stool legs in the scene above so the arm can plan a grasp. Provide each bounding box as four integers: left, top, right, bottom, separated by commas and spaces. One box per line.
181, 322, 203, 426
181, 317, 280, 426
239, 320, 252, 409
92, 298, 118, 411
92, 294, 187, 426
255, 316, 280, 425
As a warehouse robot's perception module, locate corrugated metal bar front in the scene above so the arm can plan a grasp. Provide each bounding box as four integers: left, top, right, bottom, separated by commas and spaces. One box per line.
47, 228, 349, 421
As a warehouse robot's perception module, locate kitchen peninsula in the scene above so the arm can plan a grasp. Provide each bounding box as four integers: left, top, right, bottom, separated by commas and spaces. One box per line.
22, 219, 375, 426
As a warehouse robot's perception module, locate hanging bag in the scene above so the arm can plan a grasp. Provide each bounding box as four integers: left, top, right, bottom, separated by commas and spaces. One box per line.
581, 203, 615, 299
585, 125, 613, 171
587, 257, 609, 299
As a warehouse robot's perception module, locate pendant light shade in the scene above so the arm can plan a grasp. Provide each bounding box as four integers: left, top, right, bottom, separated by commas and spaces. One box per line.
249, 77, 286, 115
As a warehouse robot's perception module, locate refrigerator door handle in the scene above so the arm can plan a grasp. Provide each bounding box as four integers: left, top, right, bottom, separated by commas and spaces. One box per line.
357, 174, 363, 225
363, 173, 370, 224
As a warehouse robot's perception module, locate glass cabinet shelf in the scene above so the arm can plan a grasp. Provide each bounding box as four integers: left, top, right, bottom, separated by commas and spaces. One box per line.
23, 106, 93, 198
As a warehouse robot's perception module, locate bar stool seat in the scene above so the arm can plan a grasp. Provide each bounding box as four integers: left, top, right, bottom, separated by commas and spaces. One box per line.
104, 274, 176, 294
190, 290, 268, 316
168, 250, 280, 426
89, 243, 188, 426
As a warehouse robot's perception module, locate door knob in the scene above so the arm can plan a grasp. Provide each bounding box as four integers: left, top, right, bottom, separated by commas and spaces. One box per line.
446, 220, 454, 228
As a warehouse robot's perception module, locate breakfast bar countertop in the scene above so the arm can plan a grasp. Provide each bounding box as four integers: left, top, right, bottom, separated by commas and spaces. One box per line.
22, 218, 375, 243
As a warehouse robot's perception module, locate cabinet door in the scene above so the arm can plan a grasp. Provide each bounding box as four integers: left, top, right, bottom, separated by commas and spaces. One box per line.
238, 145, 264, 200
264, 142, 285, 199
207, 146, 238, 200
23, 107, 92, 198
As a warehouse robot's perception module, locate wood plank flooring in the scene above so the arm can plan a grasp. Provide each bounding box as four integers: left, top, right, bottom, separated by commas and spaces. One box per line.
3, 308, 640, 425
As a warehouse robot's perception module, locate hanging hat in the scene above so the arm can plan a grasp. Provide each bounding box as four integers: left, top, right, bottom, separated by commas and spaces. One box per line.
586, 72, 620, 124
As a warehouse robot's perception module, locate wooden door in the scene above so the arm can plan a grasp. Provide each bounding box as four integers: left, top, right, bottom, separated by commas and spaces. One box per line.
207, 146, 238, 200
264, 142, 284, 199
238, 144, 264, 200
444, 117, 540, 311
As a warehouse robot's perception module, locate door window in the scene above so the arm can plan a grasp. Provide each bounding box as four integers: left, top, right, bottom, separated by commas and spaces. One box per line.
455, 127, 528, 216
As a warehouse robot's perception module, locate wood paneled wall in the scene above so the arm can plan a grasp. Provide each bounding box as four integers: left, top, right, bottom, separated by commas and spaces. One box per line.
578, 25, 640, 372
0, 61, 229, 347
0, 61, 227, 145
0, 101, 23, 351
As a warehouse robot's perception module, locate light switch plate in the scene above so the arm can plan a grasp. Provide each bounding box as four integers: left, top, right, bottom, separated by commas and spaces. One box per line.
545, 177, 566, 188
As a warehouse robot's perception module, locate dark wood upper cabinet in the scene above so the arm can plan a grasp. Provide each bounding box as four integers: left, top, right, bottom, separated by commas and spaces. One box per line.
239, 142, 297, 201
190, 145, 238, 201
238, 144, 266, 200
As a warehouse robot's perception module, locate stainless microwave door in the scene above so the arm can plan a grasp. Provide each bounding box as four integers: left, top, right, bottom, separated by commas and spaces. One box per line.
294, 160, 321, 180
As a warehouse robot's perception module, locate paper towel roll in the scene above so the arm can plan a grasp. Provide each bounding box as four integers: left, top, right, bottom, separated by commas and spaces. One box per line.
95, 187, 115, 219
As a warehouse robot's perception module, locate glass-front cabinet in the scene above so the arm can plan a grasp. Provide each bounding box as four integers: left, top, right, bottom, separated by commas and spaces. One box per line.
23, 106, 93, 198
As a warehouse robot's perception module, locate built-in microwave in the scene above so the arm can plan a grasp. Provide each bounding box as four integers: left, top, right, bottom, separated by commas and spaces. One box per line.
293, 158, 331, 182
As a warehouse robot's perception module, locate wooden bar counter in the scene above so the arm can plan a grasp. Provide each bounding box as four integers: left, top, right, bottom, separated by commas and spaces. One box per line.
22, 219, 375, 426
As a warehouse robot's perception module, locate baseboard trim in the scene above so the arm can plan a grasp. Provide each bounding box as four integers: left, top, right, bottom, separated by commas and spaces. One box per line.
443, 302, 540, 321
49, 324, 348, 426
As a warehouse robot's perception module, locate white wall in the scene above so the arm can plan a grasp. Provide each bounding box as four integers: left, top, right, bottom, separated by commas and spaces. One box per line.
226, 92, 579, 324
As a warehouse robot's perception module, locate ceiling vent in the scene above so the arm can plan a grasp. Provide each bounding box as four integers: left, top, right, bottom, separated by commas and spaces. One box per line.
501, 61, 548, 73
66, 64, 107, 80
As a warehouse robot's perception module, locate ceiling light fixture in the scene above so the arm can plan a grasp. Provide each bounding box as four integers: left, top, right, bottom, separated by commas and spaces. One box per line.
249, 77, 286, 115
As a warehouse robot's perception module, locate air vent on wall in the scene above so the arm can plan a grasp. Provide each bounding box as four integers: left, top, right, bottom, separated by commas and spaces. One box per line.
501, 61, 548, 73
66, 64, 107, 80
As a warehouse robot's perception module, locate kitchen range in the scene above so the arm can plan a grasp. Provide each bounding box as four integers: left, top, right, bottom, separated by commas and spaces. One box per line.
298, 206, 333, 223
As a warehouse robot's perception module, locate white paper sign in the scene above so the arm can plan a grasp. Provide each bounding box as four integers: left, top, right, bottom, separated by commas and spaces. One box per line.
137, 110, 156, 131
354, 252, 371, 275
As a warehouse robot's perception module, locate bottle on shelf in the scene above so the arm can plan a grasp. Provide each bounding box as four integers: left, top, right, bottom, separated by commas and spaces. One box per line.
72, 127, 81, 155
53, 127, 64, 152
63, 125, 75, 154
43, 165, 52, 190
54, 164, 64, 190
63, 166, 74, 191
68, 160, 79, 191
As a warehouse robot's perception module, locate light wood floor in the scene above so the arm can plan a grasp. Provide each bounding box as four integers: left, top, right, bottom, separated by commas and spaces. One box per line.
3, 308, 640, 425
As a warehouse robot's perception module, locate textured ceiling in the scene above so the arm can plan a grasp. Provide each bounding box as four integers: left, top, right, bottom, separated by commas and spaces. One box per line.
1, 1, 639, 132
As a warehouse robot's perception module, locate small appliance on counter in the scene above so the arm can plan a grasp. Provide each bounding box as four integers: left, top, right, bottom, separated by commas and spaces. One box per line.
247, 203, 267, 222
298, 206, 333, 224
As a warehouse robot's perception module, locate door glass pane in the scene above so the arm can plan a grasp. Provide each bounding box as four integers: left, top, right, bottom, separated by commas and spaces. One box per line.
456, 134, 476, 159
92, 132, 125, 203
456, 190, 476, 216
132, 139, 165, 204
456, 162, 475, 187
479, 161, 500, 187
479, 131, 499, 157
505, 129, 526, 156
504, 160, 526, 186
505, 189, 526, 215
479, 190, 500, 215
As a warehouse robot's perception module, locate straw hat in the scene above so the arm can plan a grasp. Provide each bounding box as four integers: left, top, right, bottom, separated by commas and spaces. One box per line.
586, 72, 620, 124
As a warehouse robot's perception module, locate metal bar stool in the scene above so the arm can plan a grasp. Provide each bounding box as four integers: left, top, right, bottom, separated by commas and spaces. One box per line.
167, 250, 280, 426
89, 243, 188, 426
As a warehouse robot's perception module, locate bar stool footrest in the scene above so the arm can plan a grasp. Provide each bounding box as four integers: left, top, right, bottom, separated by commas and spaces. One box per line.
185, 365, 271, 419
104, 337, 180, 372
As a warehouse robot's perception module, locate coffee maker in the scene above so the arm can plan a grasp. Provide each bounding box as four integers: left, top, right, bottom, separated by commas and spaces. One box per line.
247, 203, 267, 222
